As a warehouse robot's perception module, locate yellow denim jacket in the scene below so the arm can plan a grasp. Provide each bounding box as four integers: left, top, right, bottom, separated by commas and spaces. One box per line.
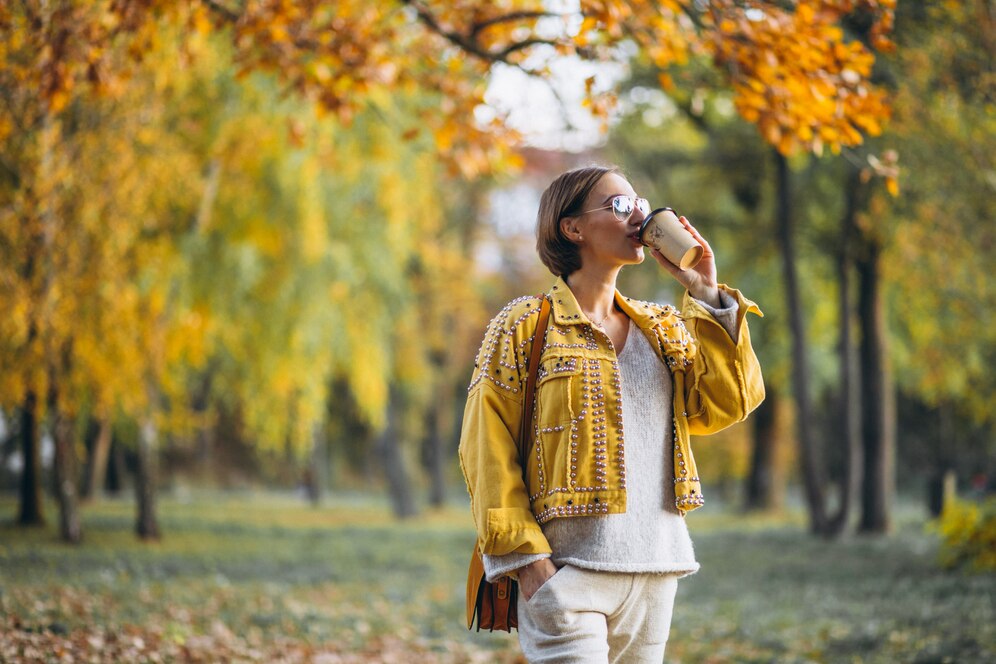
459, 276, 764, 557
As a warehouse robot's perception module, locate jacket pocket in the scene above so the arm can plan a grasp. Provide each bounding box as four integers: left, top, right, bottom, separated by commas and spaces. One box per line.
535, 355, 582, 429
530, 355, 583, 499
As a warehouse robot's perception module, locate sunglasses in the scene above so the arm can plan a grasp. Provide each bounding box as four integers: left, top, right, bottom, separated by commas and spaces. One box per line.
579, 195, 651, 222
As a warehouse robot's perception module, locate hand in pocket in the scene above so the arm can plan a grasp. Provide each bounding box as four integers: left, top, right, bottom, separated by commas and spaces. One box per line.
518, 559, 560, 602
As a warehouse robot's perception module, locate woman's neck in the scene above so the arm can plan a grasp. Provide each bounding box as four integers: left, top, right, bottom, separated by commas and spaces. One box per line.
565, 266, 620, 321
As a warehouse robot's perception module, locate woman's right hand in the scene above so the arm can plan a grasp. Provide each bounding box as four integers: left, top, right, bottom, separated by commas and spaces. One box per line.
518, 558, 559, 601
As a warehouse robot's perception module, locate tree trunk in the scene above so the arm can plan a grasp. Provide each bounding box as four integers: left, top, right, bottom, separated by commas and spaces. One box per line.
306, 421, 327, 506
135, 415, 161, 539
107, 437, 127, 495
81, 417, 113, 501
52, 406, 82, 543
421, 385, 449, 508
0, 417, 15, 470
17, 184, 45, 527
773, 151, 828, 534
17, 391, 45, 526
422, 410, 446, 508
744, 382, 779, 511
376, 388, 417, 519
18, 89, 56, 527
192, 367, 215, 474
856, 237, 896, 534
825, 166, 865, 536
927, 405, 954, 518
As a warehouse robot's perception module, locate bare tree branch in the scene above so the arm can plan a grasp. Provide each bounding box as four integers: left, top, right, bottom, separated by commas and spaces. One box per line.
401, 0, 508, 62
400, 0, 568, 65
470, 10, 564, 37
496, 37, 565, 60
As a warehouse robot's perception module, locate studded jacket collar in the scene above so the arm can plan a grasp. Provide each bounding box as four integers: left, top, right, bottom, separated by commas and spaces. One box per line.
460, 276, 764, 557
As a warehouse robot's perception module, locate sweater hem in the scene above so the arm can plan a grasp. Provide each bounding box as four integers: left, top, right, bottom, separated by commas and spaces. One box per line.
551, 557, 700, 578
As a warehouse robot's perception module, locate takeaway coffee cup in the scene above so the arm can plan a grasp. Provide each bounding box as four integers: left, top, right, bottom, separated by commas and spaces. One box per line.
638, 207, 704, 270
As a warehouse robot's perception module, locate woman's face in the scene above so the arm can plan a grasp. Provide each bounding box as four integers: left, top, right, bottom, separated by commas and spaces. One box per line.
567, 172, 647, 271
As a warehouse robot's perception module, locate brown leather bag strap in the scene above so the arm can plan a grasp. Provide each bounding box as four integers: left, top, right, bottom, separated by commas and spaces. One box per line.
518, 294, 551, 460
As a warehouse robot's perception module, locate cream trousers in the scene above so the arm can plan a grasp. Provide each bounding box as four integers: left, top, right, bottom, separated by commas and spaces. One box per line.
517, 565, 679, 664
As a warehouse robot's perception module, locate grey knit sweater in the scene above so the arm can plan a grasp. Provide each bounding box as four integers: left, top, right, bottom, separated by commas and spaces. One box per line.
483, 293, 739, 581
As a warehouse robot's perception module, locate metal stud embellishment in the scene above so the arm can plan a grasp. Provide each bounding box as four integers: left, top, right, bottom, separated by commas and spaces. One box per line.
481, 288, 714, 521
535, 500, 611, 524
552, 358, 578, 374
467, 296, 539, 394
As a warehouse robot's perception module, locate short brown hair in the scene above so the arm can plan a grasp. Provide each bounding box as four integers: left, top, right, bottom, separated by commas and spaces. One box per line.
535, 165, 619, 277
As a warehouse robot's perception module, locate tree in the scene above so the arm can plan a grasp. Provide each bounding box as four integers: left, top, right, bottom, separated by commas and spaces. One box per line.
2, 0, 898, 533
876, 0, 995, 510
822, 0, 993, 532
613, 1, 995, 537
2, 6, 212, 539
606, 4, 896, 534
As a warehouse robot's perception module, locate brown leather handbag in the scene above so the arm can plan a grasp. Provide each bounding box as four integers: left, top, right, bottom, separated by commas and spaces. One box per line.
466, 294, 551, 632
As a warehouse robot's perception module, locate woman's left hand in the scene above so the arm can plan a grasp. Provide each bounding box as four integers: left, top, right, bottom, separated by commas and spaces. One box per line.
649, 215, 721, 308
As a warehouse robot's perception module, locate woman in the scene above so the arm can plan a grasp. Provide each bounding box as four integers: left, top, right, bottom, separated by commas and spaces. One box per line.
459, 165, 764, 663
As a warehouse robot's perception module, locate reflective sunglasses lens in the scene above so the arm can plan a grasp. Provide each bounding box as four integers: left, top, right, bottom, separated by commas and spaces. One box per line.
612, 196, 634, 220
636, 198, 650, 215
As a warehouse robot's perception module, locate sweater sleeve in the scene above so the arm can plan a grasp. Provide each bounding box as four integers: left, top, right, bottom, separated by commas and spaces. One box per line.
482, 551, 551, 582
690, 289, 739, 341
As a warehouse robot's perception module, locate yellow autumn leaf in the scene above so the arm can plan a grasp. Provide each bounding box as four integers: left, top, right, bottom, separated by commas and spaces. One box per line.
886, 176, 899, 197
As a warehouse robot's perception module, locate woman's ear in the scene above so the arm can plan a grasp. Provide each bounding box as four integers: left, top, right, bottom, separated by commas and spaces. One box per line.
560, 215, 584, 244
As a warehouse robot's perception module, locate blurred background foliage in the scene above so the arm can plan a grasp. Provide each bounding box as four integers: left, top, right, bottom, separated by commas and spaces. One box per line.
0, 0, 993, 660
0, 0, 991, 540
0, 0, 996, 661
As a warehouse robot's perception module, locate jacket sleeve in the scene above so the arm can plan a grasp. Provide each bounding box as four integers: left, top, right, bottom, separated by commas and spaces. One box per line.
681, 284, 765, 436
458, 309, 553, 557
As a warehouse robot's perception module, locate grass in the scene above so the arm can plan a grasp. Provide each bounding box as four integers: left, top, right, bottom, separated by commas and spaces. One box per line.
0, 492, 993, 663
